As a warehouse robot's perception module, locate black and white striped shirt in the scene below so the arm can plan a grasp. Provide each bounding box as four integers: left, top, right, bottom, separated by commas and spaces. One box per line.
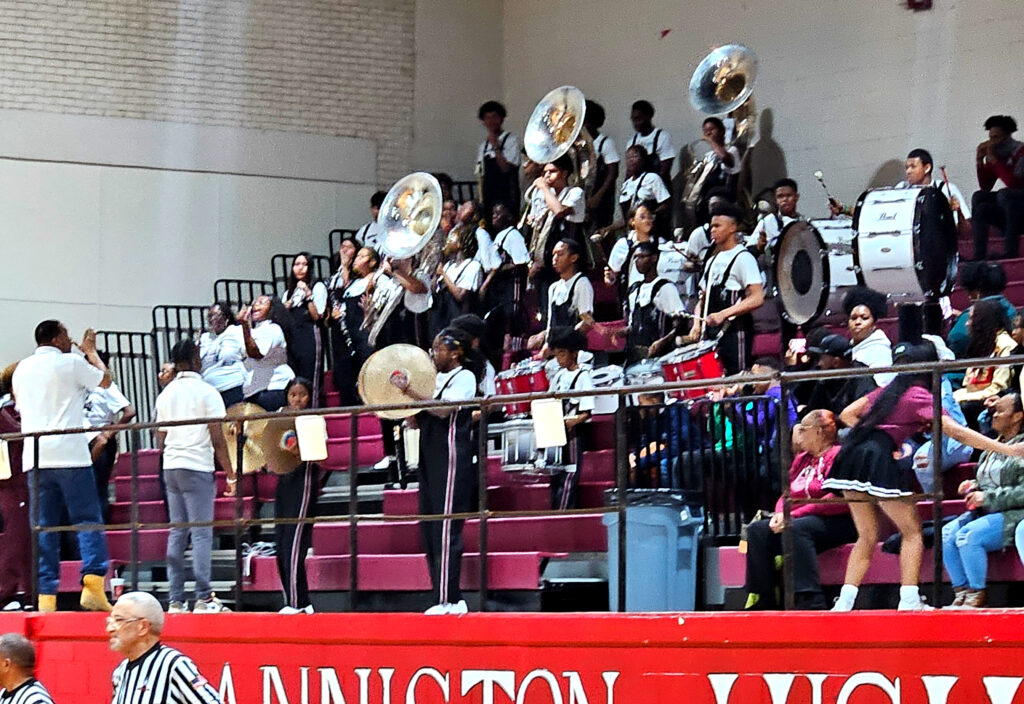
0, 679, 56, 704
111, 643, 222, 704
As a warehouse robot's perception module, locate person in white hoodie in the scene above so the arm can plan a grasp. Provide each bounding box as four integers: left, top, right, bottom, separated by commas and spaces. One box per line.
842, 287, 894, 387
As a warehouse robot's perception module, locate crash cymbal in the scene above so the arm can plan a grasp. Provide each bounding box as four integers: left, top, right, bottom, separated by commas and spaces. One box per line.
256, 418, 303, 476
357, 344, 436, 419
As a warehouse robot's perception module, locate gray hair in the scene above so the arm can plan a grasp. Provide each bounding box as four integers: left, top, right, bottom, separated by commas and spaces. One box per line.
117, 592, 165, 635
0, 633, 35, 671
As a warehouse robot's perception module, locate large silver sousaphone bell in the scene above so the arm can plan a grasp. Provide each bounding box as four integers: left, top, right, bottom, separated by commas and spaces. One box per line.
378, 172, 443, 260
689, 44, 758, 115
523, 86, 595, 188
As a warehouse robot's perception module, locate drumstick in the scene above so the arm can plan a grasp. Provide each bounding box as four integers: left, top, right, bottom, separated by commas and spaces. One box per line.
939, 165, 953, 199
813, 170, 842, 211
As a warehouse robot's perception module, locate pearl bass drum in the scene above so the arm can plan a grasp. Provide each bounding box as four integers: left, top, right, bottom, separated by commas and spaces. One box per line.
773, 218, 858, 326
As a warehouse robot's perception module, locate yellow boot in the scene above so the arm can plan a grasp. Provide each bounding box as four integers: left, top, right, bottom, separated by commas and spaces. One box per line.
80, 574, 112, 612
38, 594, 57, 613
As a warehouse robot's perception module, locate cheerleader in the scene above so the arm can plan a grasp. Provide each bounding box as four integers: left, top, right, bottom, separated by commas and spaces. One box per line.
274, 377, 320, 615
390, 327, 482, 614
430, 224, 483, 339
283, 252, 328, 405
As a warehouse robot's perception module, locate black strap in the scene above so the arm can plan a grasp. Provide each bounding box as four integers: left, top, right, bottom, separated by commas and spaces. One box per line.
436, 367, 472, 399
628, 278, 670, 307
702, 247, 746, 290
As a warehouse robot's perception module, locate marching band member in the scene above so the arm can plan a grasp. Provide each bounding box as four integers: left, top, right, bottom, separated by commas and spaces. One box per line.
283, 252, 327, 406
609, 241, 687, 363
628, 100, 675, 191
689, 117, 742, 216
750, 178, 803, 258
430, 222, 483, 339
547, 326, 594, 510
476, 100, 522, 220
456, 200, 501, 275
618, 145, 672, 237
326, 236, 360, 404
606, 200, 658, 292
390, 327, 481, 615
354, 191, 387, 253
584, 100, 620, 231
896, 149, 971, 238
451, 314, 496, 396
528, 239, 595, 352
972, 115, 1024, 260
239, 295, 296, 411
686, 203, 764, 376
481, 203, 530, 346
333, 246, 383, 388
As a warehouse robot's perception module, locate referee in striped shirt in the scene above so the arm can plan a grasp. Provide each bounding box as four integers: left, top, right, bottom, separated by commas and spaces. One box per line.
107, 592, 223, 704
0, 634, 55, 704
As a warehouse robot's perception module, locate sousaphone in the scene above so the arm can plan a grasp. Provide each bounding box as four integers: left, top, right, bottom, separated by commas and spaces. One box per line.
523, 85, 596, 191
357, 344, 437, 419
377, 172, 443, 260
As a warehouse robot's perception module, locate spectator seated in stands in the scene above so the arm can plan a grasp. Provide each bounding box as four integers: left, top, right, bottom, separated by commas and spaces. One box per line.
842, 286, 893, 387
953, 298, 1016, 430
910, 335, 973, 494
947, 262, 1016, 365
943, 392, 1024, 609
629, 384, 702, 489
800, 334, 876, 422
743, 410, 856, 610
971, 114, 1024, 261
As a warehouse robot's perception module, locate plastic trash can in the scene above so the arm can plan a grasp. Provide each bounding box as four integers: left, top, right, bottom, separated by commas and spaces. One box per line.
602, 490, 705, 612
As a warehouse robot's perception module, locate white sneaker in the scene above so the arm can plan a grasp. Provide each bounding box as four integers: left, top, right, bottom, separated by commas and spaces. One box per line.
449, 600, 468, 615
278, 604, 315, 615
424, 603, 451, 615
2, 601, 23, 612
830, 598, 855, 612
897, 596, 934, 611
374, 456, 396, 470
167, 601, 189, 614
192, 594, 230, 613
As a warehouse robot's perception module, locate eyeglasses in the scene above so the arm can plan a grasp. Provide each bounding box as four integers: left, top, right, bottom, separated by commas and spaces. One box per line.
106, 615, 143, 627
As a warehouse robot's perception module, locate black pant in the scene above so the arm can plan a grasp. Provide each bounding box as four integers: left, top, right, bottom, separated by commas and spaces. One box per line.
275, 464, 319, 610
91, 438, 117, 524
220, 385, 244, 408
972, 188, 1024, 259
744, 513, 857, 609
713, 320, 754, 377
418, 414, 477, 604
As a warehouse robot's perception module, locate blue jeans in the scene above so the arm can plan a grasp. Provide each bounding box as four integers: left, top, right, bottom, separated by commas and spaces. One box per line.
942, 511, 1004, 589
29, 467, 110, 595
164, 468, 216, 603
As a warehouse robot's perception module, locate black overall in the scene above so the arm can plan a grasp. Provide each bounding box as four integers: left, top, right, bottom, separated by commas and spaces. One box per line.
481, 133, 521, 220
285, 288, 324, 406
417, 369, 478, 604
626, 279, 672, 364
430, 261, 479, 340
275, 461, 319, 611
590, 134, 616, 230
701, 247, 755, 376
484, 230, 528, 341
550, 368, 586, 510
548, 274, 585, 330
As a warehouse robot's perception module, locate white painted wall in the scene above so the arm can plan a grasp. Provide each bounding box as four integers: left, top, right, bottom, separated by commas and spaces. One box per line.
0, 111, 376, 363
502, 0, 1024, 211
412, 0, 505, 180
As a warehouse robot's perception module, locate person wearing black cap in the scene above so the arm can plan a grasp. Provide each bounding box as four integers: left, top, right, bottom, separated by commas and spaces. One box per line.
687, 203, 764, 376
801, 334, 876, 420
547, 326, 594, 510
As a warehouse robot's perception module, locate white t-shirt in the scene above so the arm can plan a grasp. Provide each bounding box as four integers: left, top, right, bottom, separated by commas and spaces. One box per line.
83, 383, 131, 442
697, 145, 742, 176
434, 366, 478, 402
553, 186, 586, 223
243, 321, 295, 397
286, 282, 328, 316
546, 272, 595, 329
13, 347, 104, 469
199, 326, 247, 393
629, 128, 675, 163
657, 240, 689, 286
481, 361, 497, 396
473, 227, 501, 272
618, 172, 671, 206
893, 179, 972, 219
628, 277, 687, 322
751, 213, 800, 249
476, 131, 522, 169
155, 371, 227, 472
440, 258, 483, 293
686, 224, 713, 262
699, 245, 762, 293
594, 134, 620, 166
552, 366, 595, 414
493, 226, 530, 266
356, 221, 386, 252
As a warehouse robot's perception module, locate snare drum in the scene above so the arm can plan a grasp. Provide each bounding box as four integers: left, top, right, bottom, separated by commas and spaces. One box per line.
590, 364, 624, 415
624, 359, 663, 404
774, 218, 858, 325
854, 186, 957, 301
498, 419, 564, 474
660, 341, 724, 399
495, 360, 549, 417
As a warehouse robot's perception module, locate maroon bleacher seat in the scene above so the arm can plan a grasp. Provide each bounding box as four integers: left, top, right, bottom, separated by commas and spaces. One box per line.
113, 449, 161, 477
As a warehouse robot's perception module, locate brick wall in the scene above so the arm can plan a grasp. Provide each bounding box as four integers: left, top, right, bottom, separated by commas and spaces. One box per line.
0, 0, 415, 184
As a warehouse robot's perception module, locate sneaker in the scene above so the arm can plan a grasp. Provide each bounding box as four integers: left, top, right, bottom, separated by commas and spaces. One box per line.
167, 601, 189, 614
449, 600, 468, 615
897, 596, 934, 611
278, 605, 315, 615
830, 597, 855, 612
424, 603, 451, 615
192, 594, 230, 613
373, 456, 396, 471
1, 601, 23, 612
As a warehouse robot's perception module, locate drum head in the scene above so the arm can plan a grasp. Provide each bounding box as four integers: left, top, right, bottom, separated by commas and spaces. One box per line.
774, 220, 828, 325
914, 186, 958, 297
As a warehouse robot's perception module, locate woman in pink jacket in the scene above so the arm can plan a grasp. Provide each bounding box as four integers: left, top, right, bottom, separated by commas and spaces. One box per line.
743, 410, 856, 610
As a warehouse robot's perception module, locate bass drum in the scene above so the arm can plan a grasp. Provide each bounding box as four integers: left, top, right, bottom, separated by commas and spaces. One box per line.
773, 218, 857, 326
853, 186, 957, 301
